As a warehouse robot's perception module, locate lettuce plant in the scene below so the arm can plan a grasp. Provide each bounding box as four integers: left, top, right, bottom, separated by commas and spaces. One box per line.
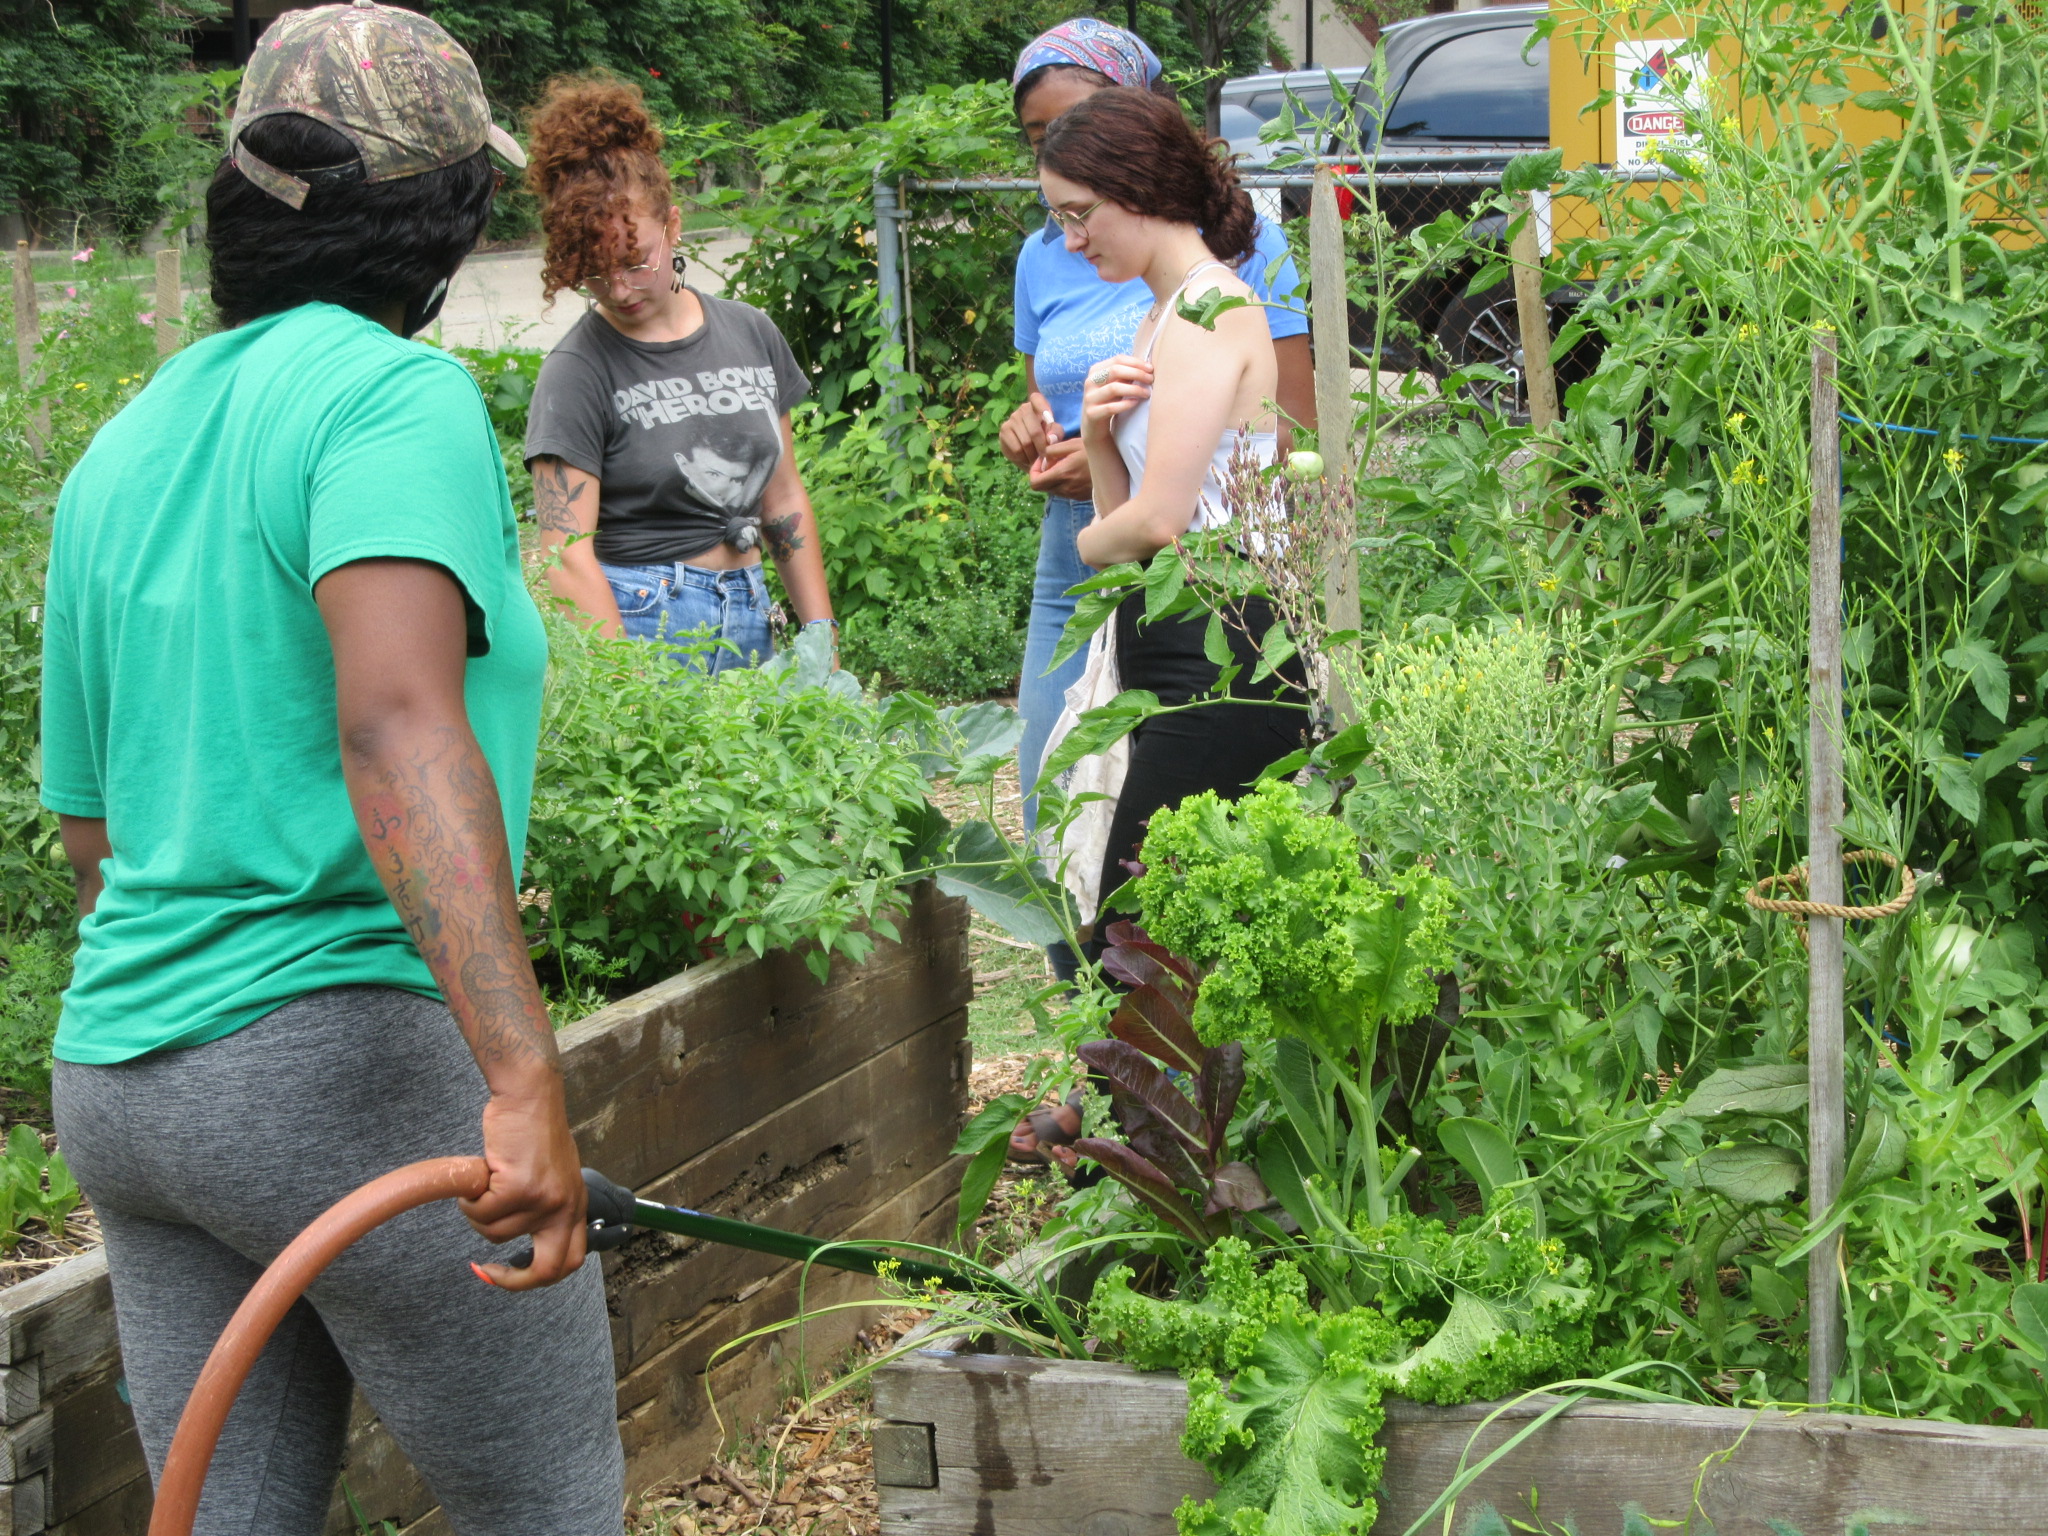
1046, 922, 1270, 1244
1125, 785, 1455, 1229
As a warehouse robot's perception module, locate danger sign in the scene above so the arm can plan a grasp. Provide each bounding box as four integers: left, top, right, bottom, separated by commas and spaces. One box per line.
1614, 38, 1709, 171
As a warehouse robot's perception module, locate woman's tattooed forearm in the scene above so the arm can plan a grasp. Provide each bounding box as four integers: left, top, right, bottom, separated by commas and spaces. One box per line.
533, 457, 588, 540
353, 725, 557, 1073
763, 512, 804, 560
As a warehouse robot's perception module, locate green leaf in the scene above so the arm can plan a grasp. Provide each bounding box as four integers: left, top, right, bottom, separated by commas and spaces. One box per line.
1976, 719, 2048, 781
2011, 1282, 2048, 1358
1501, 147, 1564, 195
1048, 567, 1143, 673
1035, 690, 1164, 787
1841, 1102, 1907, 1197
934, 820, 1073, 948
951, 1091, 1033, 1234
1249, 621, 1298, 686
1177, 286, 1255, 331
1941, 637, 2011, 721
1663, 1143, 1804, 1204
1933, 755, 1984, 823
1439, 1117, 1522, 1206
1677, 1063, 1809, 1118
1180, 1313, 1386, 1536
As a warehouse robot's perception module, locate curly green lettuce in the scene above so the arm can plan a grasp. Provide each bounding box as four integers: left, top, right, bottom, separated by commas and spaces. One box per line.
1124, 784, 1453, 1052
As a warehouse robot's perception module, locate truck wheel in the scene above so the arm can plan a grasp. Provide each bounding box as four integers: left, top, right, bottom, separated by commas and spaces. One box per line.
1433, 282, 1532, 421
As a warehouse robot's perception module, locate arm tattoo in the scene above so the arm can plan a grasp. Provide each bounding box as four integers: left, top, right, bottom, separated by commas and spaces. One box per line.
763, 512, 804, 561
533, 457, 590, 540
354, 727, 557, 1073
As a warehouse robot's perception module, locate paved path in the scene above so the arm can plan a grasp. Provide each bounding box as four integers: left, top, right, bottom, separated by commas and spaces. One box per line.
429, 231, 751, 354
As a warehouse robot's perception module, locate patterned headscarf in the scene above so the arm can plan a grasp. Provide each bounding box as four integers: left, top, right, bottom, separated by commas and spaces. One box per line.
1010, 17, 1162, 91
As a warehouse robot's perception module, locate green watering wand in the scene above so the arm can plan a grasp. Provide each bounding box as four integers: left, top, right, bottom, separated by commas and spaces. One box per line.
524, 1167, 987, 1296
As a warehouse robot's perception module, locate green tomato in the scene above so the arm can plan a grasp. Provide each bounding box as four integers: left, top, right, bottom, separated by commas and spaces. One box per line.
2015, 552, 2048, 586
1285, 450, 1325, 483
1926, 921, 1981, 1016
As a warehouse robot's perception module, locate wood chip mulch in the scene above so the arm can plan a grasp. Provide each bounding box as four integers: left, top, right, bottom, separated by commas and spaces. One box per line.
626, 1312, 935, 1536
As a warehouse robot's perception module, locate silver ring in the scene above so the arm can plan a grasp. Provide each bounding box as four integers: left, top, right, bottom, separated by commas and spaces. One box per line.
1089, 370, 1109, 386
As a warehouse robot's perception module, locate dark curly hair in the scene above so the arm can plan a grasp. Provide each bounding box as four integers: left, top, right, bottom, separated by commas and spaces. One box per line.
206, 114, 495, 330
526, 74, 674, 302
1037, 86, 1256, 266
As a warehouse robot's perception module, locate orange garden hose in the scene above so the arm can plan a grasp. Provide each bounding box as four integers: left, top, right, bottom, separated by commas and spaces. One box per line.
146, 1157, 492, 1536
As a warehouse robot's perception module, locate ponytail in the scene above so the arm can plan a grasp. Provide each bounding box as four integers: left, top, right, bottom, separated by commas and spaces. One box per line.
526, 74, 675, 301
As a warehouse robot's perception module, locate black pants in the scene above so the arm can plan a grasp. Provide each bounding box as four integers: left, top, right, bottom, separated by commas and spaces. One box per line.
1092, 591, 1307, 940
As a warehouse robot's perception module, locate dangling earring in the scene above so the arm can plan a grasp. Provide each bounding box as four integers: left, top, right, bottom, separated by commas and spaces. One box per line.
671, 249, 687, 290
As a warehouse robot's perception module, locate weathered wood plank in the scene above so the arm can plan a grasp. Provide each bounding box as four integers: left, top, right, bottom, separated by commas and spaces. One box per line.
561, 884, 969, 1190
49, 1473, 150, 1536
874, 1355, 2048, 1536
608, 1010, 968, 1377
0, 1248, 115, 1386
0, 1363, 40, 1427
0, 1472, 45, 1536
46, 1363, 142, 1527
612, 1155, 964, 1496
1376, 1395, 2048, 1536
872, 1352, 1212, 1536
0, 1410, 52, 1484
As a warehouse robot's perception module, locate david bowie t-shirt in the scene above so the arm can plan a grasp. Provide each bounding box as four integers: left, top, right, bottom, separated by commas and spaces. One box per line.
523, 291, 810, 565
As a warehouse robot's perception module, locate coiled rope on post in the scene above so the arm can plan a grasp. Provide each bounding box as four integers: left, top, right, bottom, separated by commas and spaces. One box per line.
1744, 848, 1917, 922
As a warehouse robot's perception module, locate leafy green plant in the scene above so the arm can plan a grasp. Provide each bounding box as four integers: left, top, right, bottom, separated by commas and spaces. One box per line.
0, 935, 67, 1113
524, 619, 934, 987
848, 588, 1023, 702
0, 1123, 78, 1253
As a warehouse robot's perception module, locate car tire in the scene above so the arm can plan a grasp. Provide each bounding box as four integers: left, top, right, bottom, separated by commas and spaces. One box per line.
1433, 281, 1592, 424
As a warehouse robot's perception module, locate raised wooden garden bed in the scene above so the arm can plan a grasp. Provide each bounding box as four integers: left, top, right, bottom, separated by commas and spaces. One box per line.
0, 882, 971, 1536
872, 1347, 2048, 1536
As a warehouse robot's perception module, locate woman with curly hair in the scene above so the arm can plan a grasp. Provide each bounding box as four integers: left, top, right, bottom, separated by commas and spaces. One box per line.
522, 75, 834, 671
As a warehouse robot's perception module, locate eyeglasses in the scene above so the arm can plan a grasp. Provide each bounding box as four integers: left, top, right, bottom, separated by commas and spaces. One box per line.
585, 246, 669, 295
1046, 198, 1107, 234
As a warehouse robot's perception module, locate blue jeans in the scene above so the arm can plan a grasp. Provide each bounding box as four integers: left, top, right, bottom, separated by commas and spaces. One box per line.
1017, 495, 1096, 833
601, 560, 774, 675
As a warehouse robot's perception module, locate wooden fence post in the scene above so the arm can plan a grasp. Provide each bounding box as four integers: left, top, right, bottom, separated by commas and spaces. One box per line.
1807, 330, 1846, 1407
1509, 194, 1560, 430
1309, 164, 1359, 728
11, 241, 47, 460
154, 246, 181, 358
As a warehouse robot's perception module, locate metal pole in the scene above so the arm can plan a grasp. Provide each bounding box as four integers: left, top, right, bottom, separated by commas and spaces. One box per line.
1305, 0, 1314, 68
232, 0, 252, 63
1806, 330, 1846, 1408
880, 0, 893, 118
154, 247, 181, 358
872, 177, 906, 426
1309, 165, 1358, 727
1128, 0, 1138, 32
1509, 195, 1559, 430
12, 241, 46, 461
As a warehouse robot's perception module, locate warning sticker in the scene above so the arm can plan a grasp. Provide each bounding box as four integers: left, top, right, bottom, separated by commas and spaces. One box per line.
1614, 38, 1709, 170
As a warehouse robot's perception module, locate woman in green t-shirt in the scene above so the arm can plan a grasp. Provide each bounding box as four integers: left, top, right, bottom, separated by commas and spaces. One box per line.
39, 7, 622, 1532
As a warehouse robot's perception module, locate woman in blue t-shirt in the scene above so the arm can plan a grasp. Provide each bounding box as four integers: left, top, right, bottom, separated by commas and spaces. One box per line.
995, 20, 1314, 850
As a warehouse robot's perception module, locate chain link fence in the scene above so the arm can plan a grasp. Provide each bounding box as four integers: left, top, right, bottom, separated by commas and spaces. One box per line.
870, 155, 1653, 429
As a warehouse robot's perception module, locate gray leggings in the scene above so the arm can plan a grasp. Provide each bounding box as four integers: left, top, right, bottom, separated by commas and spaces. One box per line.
53, 987, 625, 1536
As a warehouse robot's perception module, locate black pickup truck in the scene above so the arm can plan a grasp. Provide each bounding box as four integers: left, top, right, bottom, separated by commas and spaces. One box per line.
1224, 5, 1589, 419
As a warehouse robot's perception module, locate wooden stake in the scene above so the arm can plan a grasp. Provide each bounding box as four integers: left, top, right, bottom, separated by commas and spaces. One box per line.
1807, 330, 1846, 1407
12, 241, 46, 460
1309, 164, 1360, 727
154, 246, 181, 358
1509, 196, 1560, 430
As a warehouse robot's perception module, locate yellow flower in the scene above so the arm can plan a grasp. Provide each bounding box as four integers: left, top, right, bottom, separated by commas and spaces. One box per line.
936, 512, 950, 522
1943, 447, 1965, 472
963, 308, 977, 324
1731, 458, 1762, 486
73, 381, 88, 390
1725, 411, 1747, 432
1538, 576, 1560, 592
1720, 115, 1739, 135
1737, 323, 1758, 341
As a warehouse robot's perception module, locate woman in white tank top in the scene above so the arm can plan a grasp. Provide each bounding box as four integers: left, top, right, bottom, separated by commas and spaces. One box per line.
1036, 87, 1307, 951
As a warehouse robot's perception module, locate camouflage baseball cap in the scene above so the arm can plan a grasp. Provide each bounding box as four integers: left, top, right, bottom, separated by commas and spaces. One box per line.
229, 0, 526, 211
